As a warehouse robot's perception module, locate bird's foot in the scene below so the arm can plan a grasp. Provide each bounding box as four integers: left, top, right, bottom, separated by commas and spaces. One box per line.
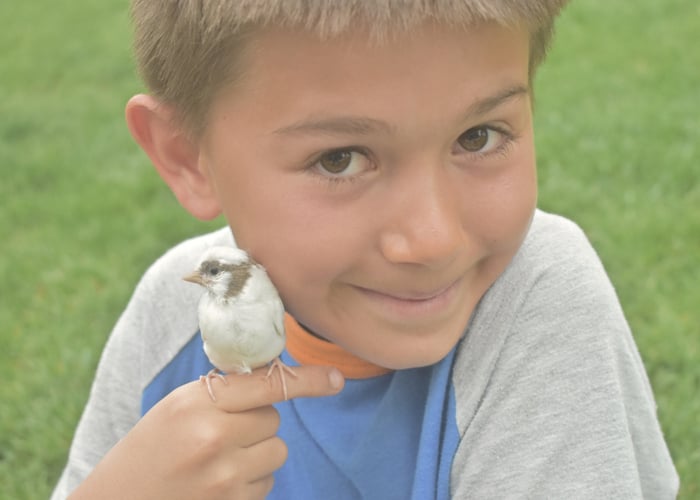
265, 358, 297, 401
200, 368, 227, 402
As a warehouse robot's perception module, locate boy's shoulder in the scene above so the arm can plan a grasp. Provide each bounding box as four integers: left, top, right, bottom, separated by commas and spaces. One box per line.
141, 226, 236, 286
527, 209, 592, 259
515, 209, 604, 284
451, 212, 678, 496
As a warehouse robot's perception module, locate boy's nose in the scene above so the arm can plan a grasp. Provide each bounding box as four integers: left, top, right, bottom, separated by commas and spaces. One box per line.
378, 167, 466, 269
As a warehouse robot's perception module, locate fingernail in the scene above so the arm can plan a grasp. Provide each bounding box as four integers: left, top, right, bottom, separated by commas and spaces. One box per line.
328, 368, 344, 390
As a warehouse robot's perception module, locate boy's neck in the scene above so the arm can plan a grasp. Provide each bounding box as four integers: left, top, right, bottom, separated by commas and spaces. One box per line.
284, 314, 392, 379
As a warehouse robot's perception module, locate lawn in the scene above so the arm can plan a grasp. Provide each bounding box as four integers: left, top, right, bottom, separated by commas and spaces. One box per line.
1, 1, 697, 498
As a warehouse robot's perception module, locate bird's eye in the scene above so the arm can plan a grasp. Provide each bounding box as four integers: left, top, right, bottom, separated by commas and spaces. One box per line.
208, 267, 220, 276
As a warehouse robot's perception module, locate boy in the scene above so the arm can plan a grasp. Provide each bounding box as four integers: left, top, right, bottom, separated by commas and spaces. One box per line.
53, 1, 679, 498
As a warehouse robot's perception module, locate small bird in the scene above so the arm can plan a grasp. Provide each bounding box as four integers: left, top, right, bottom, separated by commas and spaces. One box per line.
183, 246, 296, 401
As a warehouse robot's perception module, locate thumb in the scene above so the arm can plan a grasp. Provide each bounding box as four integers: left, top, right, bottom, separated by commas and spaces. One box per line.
212, 365, 345, 413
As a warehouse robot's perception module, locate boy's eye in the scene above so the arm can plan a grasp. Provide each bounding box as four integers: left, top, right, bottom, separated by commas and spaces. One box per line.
314, 148, 371, 178
457, 127, 489, 151
456, 126, 506, 154
319, 150, 354, 174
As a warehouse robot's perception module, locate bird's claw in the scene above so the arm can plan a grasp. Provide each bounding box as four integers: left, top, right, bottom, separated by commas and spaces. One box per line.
200, 368, 227, 402
265, 358, 297, 401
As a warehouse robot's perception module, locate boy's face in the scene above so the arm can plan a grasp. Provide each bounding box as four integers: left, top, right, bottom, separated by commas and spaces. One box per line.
198, 22, 535, 369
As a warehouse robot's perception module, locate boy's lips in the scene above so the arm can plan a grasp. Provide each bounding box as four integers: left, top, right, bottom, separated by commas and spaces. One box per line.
352, 277, 464, 319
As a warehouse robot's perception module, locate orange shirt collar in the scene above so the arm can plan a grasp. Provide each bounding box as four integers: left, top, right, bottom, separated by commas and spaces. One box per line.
284, 314, 392, 379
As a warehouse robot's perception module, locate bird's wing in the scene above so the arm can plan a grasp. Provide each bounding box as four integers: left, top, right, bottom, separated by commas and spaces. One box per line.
274, 319, 284, 338
271, 297, 285, 338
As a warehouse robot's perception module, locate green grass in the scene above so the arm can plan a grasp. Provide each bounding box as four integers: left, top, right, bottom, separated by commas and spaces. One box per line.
1, 1, 697, 497
534, 2, 699, 495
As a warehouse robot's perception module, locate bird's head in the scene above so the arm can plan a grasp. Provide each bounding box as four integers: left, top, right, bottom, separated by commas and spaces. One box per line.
183, 246, 253, 299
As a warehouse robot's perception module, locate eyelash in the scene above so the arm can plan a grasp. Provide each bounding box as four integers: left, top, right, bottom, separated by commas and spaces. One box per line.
306, 125, 516, 186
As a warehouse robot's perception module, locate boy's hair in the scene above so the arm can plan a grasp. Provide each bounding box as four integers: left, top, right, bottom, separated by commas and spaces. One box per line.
131, 0, 569, 137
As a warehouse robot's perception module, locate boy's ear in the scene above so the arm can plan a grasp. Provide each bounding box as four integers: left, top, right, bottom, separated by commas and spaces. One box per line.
125, 94, 221, 220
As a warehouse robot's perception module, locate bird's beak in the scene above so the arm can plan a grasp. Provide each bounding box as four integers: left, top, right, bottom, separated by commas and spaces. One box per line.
182, 272, 205, 286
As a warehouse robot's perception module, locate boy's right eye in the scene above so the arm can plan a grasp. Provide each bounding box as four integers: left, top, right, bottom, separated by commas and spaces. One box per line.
312, 148, 373, 179
319, 150, 354, 174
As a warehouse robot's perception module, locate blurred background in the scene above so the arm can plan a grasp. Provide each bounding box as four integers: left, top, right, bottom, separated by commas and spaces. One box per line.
1, 1, 698, 497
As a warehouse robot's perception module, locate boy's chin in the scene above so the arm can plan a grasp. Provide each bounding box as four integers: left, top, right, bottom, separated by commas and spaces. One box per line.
350, 333, 463, 371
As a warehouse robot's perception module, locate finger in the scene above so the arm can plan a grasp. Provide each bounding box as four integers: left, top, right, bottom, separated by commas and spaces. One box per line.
208, 365, 345, 413
248, 475, 275, 499
208, 437, 285, 497
243, 436, 288, 482
224, 406, 281, 448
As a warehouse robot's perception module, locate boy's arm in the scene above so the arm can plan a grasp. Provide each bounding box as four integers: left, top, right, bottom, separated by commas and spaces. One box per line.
51, 269, 160, 498
51, 230, 227, 498
450, 212, 679, 498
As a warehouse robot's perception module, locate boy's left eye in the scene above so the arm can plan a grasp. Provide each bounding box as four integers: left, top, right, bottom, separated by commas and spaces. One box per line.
455, 126, 508, 155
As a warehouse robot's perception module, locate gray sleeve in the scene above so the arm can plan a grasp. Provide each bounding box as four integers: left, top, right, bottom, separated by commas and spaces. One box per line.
51, 228, 233, 499
50, 275, 151, 499
450, 212, 679, 499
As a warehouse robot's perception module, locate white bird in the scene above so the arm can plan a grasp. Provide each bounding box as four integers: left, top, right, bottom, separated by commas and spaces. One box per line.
183, 246, 296, 401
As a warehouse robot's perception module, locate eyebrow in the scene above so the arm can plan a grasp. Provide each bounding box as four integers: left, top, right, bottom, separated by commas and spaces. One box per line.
467, 84, 530, 118
272, 84, 529, 137
273, 115, 394, 136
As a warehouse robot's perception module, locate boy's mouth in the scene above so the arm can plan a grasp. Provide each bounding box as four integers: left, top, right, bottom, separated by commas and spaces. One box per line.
352, 277, 463, 319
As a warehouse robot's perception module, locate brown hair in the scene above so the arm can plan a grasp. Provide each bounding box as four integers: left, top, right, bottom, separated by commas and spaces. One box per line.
131, 0, 569, 136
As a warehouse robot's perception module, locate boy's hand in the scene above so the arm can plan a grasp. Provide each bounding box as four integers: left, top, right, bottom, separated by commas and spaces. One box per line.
70, 365, 344, 500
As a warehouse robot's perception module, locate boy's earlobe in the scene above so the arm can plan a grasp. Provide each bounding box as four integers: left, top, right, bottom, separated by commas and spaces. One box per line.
125, 94, 221, 220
